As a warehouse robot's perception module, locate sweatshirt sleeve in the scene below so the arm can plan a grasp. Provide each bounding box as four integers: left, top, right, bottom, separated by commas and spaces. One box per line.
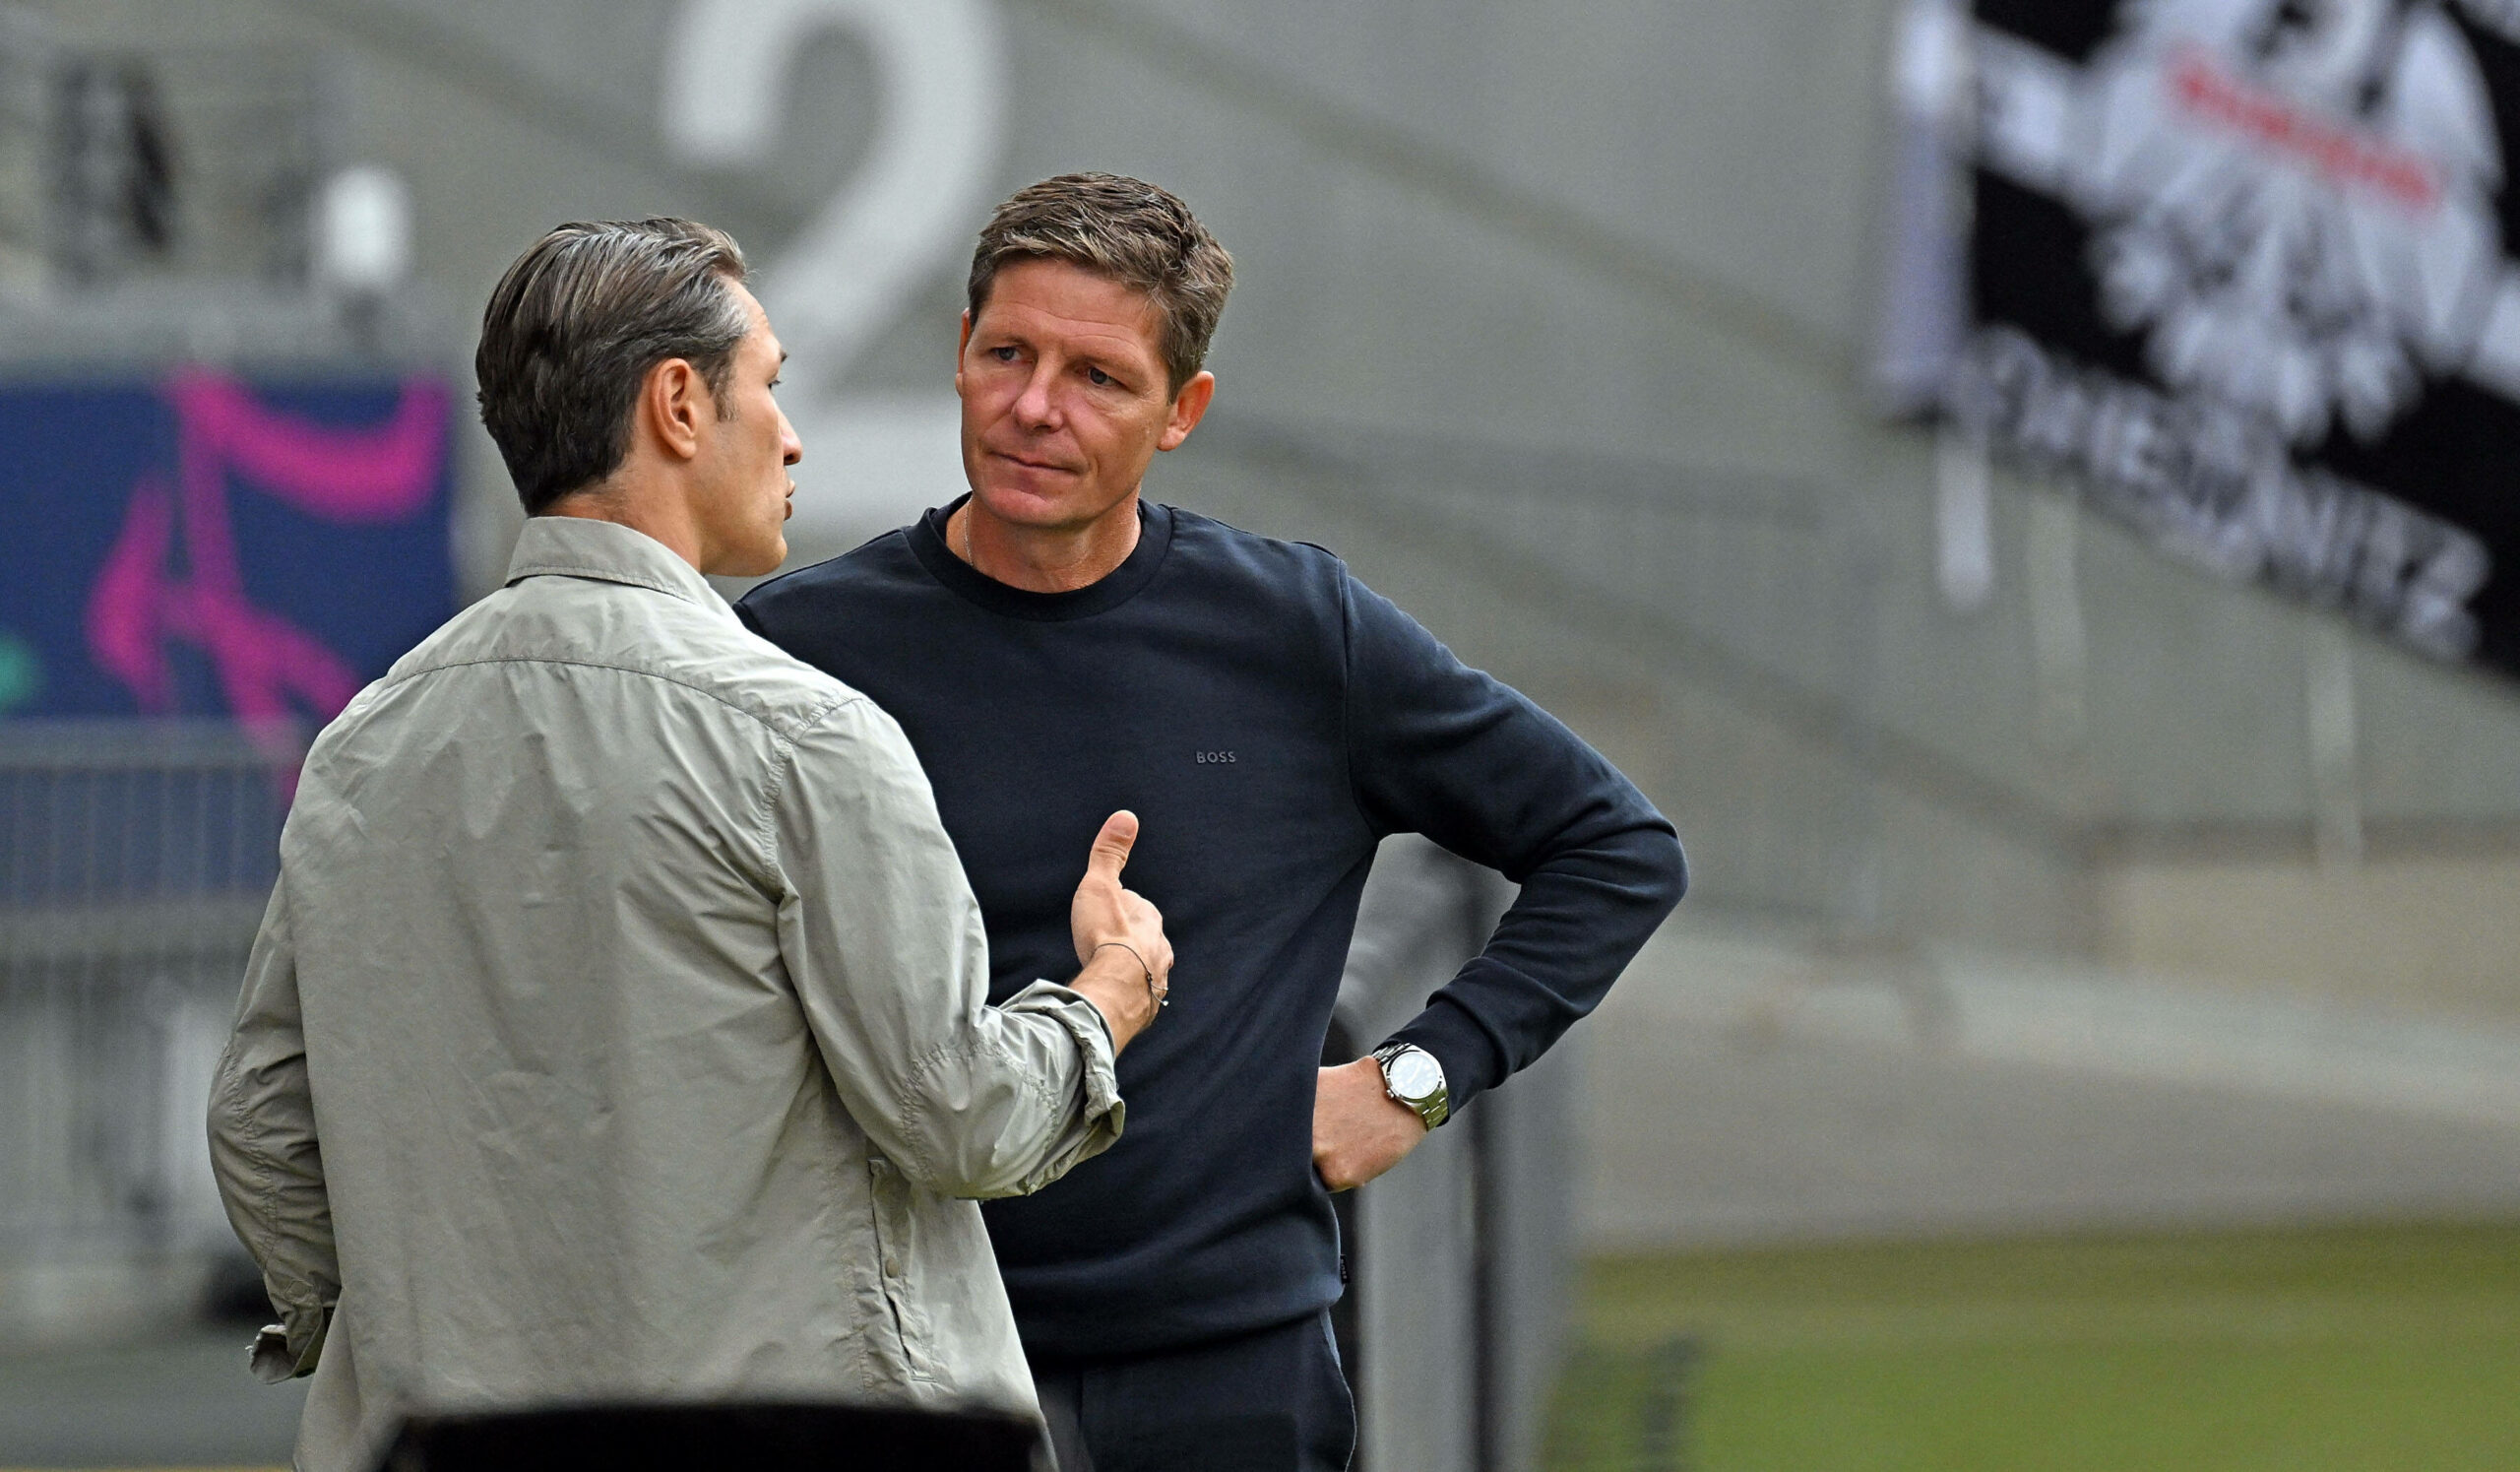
1341, 568, 1686, 1113
770, 693, 1126, 1198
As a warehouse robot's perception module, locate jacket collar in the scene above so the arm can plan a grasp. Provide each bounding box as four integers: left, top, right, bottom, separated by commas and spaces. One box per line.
503, 516, 730, 614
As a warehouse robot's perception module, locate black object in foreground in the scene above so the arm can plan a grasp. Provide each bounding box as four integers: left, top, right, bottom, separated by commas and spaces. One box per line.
376, 1401, 1045, 1471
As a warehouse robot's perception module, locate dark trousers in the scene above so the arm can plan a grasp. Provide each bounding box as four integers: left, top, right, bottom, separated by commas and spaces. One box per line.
1030, 1311, 1355, 1472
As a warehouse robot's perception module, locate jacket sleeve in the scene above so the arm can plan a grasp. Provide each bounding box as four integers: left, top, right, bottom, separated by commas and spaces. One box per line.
770, 693, 1125, 1199
1342, 569, 1687, 1113
207, 873, 340, 1382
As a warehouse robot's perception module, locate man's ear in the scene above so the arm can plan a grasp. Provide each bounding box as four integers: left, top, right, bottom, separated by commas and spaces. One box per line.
1158, 369, 1216, 452
954, 310, 975, 400
639, 357, 707, 463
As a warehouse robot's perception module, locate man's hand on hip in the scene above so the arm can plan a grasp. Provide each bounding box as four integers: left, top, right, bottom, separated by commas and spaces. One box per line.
1312, 1057, 1428, 1191
1067, 810, 1173, 1052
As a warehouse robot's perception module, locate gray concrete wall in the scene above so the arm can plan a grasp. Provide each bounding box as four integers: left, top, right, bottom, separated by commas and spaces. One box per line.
1582, 920, 2520, 1250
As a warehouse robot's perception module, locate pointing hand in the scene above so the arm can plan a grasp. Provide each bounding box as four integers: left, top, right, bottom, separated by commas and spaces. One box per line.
1066, 810, 1172, 1051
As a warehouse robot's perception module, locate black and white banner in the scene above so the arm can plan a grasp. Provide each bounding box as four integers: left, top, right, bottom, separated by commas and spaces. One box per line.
1880, 0, 2520, 675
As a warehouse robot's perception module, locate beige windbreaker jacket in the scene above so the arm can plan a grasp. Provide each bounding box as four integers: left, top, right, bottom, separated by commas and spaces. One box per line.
208, 517, 1123, 1470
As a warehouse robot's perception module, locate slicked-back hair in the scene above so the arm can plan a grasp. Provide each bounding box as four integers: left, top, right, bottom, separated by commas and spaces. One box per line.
475, 218, 751, 515
967, 173, 1233, 395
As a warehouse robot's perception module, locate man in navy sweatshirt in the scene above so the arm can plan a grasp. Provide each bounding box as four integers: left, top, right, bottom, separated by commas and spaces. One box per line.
738, 173, 1685, 1472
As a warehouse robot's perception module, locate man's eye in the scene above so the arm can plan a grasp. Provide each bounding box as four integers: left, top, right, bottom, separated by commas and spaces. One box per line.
990, 346, 1020, 362
1086, 366, 1113, 387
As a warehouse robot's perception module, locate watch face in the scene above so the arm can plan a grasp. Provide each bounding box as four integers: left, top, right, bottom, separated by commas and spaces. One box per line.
1386, 1049, 1443, 1102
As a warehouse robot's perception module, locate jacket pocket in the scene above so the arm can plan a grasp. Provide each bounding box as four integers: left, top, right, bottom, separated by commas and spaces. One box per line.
864, 1154, 944, 1381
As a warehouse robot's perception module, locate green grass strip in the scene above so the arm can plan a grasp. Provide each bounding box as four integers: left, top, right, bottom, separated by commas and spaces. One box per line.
1547, 1220, 2520, 1472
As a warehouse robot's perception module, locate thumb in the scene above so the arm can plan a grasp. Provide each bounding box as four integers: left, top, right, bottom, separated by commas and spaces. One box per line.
1087, 810, 1139, 882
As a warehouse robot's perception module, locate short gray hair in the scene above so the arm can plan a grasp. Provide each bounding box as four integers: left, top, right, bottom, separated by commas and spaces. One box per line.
967, 173, 1233, 394
475, 218, 751, 514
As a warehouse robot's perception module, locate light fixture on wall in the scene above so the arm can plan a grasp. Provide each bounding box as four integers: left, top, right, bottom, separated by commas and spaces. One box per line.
311, 163, 411, 300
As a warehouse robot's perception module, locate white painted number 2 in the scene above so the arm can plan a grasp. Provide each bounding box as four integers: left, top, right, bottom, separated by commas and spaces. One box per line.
661, 0, 1007, 541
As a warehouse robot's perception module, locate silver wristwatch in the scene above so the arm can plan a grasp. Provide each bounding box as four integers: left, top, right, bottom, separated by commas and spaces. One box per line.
1370, 1042, 1449, 1130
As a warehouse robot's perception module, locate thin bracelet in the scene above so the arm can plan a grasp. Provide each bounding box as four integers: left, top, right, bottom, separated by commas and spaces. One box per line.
1093, 940, 1166, 1008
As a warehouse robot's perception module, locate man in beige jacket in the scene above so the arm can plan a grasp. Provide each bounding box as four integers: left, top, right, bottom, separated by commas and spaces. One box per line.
208, 218, 1172, 1471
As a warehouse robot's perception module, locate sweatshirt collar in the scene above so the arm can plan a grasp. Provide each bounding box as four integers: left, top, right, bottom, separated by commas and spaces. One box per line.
907, 495, 1174, 622
503, 516, 731, 615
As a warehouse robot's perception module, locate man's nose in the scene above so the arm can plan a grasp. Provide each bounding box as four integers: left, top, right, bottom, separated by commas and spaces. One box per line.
780, 411, 802, 465
1014, 362, 1062, 429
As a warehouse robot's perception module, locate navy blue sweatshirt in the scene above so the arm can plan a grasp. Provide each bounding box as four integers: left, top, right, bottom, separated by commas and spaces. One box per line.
736, 498, 1684, 1359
